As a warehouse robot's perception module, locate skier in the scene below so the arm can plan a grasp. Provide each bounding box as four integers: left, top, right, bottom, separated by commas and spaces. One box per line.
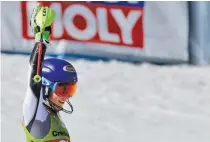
22, 4, 77, 142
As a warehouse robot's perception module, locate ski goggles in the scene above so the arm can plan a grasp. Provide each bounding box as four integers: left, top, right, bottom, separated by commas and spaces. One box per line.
53, 82, 77, 98
42, 78, 77, 98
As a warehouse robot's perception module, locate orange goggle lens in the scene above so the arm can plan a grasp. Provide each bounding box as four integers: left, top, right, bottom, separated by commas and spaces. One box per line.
53, 82, 77, 98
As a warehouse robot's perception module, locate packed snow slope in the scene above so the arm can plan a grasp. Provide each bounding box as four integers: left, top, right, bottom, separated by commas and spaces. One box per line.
1, 54, 210, 142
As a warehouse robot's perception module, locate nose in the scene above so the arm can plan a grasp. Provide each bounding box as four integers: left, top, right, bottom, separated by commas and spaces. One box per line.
59, 97, 68, 101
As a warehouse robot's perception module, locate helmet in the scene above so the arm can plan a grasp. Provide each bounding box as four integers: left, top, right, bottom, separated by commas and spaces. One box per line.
42, 58, 77, 83
41, 58, 78, 114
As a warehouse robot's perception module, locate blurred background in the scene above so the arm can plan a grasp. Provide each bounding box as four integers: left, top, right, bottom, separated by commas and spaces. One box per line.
1, 1, 210, 142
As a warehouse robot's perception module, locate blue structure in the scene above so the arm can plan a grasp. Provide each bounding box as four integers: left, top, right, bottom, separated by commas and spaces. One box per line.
188, 1, 210, 65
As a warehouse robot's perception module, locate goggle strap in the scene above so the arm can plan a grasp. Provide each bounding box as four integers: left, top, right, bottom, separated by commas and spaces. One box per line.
42, 77, 54, 89
52, 82, 58, 92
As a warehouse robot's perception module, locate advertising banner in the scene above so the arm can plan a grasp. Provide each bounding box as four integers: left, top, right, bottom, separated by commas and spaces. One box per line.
21, 1, 144, 48
1, 1, 189, 64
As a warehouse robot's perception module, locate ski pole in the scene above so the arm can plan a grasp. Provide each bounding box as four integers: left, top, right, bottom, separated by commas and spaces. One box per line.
33, 41, 43, 83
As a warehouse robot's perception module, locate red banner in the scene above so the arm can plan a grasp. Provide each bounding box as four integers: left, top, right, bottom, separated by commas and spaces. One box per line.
21, 1, 144, 48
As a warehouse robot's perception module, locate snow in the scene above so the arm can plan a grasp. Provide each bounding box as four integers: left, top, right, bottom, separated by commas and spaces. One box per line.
1, 54, 210, 142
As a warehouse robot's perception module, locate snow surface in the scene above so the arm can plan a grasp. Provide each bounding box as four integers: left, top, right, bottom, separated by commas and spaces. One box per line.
1, 54, 210, 142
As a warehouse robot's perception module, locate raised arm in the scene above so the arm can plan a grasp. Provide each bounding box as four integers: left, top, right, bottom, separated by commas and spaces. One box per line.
22, 3, 55, 126
29, 41, 47, 98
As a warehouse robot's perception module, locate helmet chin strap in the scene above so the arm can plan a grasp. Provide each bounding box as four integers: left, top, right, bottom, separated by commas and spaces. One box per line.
43, 87, 74, 114
60, 99, 74, 114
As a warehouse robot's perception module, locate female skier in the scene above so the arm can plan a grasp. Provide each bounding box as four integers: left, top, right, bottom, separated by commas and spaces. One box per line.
22, 4, 77, 142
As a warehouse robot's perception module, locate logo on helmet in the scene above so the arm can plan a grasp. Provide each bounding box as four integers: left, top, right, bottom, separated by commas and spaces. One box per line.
63, 65, 75, 72
42, 67, 51, 73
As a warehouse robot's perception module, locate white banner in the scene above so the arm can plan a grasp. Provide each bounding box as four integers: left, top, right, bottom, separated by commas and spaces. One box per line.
1, 1, 189, 63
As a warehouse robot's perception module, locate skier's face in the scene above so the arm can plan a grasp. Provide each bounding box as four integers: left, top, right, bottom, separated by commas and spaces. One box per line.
49, 92, 69, 108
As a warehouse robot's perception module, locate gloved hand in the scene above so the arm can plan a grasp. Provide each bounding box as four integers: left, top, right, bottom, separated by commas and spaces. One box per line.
30, 3, 56, 42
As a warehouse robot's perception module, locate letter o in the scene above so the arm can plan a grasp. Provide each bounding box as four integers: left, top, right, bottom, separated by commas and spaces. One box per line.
63, 4, 97, 40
